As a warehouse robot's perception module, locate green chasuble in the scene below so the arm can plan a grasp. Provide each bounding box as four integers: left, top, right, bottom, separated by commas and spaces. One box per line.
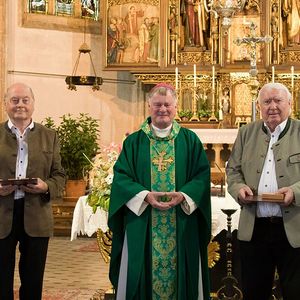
108, 118, 211, 300
142, 120, 179, 299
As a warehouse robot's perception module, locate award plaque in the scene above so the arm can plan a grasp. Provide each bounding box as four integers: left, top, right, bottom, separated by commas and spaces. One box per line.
0, 178, 38, 186
245, 193, 284, 203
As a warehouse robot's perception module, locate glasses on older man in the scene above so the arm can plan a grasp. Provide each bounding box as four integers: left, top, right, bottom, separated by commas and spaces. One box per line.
8, 97, 32, 105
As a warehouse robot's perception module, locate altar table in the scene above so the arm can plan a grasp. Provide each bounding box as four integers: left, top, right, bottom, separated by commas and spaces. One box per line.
71, 193, 240, 241
71, 195, 108, 241
193, 128, 238, 144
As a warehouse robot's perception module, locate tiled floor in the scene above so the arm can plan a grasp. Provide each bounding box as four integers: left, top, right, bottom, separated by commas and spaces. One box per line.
14, 237, 111, 298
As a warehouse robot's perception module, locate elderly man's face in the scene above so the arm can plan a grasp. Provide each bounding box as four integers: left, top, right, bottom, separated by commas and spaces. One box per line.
5, 84, 35, 124
149, 91, 177, 129
258, 88, 291, 131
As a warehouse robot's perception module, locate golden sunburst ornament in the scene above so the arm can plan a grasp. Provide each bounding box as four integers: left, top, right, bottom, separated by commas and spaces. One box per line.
208, 240, 221, 269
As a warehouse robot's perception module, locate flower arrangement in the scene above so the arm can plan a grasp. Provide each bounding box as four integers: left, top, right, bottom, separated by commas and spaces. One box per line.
86, 143, 121, 213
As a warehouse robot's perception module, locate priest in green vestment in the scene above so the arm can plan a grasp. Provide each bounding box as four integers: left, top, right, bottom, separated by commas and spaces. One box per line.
108, 83, 211, 300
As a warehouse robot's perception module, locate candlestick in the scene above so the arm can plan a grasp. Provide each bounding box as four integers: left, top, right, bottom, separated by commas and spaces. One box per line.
272, 66, 275, 83
212, 65, 215, 90
175, 67, 178, 91
193, 64, 196, 88
291, 66, 294, 90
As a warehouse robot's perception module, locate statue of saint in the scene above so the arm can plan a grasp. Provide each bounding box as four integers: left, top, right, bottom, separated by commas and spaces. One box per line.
180, 0, 209, 49
271, 4, 280, 63
282, 0, 300, 46
221, 88, 231, 115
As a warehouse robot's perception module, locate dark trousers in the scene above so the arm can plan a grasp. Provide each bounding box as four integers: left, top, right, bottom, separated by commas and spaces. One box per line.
0, 198, 49, 300
239, 217, 300, 300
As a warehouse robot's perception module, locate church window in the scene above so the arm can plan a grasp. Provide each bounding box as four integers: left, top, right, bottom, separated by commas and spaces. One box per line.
24, 0, 101, 33
56, 0, 74, 16
27, 0, 99, 21
81, 0, 99, 20
28, 0, 47, 14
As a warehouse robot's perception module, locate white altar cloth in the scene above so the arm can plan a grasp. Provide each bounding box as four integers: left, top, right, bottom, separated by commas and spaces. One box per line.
193, 128, 238, 144
71, 193, 240, 240
70, 195, 108, 241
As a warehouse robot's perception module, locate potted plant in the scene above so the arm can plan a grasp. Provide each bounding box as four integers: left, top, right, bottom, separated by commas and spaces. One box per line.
198, 109, 211, 121
44, 113, 100, 198
178, 109, 193, 121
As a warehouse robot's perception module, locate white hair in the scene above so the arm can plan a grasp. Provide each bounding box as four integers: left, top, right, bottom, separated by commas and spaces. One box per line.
257, 82, 292, 103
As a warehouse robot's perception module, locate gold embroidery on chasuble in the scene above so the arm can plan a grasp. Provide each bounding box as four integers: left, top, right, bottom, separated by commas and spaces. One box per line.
152, 151, 174, 172
151, 139, 177, 300
141, 119, 180, 300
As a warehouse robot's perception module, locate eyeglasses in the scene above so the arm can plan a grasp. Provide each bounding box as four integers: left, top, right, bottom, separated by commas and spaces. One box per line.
8, 97, 32, 105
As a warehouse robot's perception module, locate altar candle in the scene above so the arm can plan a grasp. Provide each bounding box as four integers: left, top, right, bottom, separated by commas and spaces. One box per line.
272, 66, 275, 83
175, 67, 178, 90
219, 108, 223, 121
291, 66, 294, 90
193, 64, 196, 88
212, 65, 215, 90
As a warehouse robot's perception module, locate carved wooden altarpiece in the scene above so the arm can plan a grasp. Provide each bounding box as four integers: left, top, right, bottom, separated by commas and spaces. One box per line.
104, 0, 300, 128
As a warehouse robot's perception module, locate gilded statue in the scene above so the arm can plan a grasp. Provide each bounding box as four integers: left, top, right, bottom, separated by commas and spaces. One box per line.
282, 0, 300, 46
180, 0, 209, 49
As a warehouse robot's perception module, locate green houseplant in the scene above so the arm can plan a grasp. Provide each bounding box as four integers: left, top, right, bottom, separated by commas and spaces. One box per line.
44, 113, 100, 197
198, 109, 211, 120
178, 109, 193, 121
198, 93, 212, 121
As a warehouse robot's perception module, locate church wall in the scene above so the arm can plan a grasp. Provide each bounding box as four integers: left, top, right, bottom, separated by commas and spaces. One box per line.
5, 1, 146, 147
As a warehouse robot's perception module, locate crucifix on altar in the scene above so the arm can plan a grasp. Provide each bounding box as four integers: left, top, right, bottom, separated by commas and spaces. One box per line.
234, 21, 273, 121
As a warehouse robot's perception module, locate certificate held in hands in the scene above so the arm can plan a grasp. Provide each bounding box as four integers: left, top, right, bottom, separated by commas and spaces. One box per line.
0, 178, 38, 186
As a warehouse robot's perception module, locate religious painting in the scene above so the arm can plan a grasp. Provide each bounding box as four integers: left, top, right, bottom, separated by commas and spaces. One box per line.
81, 0, 99, 20
56, 0, 74, 16
106, 0, 160, 67
28, 0, 47, 14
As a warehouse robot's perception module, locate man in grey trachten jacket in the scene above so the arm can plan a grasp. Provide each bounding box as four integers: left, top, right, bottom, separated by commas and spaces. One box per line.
226, 82, 300, 300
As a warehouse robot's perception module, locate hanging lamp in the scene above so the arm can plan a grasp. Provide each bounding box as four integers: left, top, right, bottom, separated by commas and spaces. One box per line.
65, 21, 102, 91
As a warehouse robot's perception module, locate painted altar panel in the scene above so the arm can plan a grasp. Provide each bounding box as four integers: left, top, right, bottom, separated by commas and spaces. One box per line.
105, 0, 160, 67
103, 0, 300, 126
103, 0, 300, 69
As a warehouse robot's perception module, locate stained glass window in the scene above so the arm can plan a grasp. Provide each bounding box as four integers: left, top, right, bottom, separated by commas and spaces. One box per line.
81, 0, 99, 21
56, 0, 74, 16
26, 0, 100, 27
28, 0, 47, 14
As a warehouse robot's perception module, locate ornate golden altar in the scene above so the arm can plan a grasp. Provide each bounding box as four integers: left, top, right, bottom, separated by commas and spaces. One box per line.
104, 0, 300, 127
